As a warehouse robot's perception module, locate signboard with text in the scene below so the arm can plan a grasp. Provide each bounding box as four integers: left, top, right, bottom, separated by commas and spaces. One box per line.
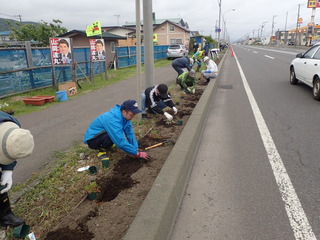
308, 0, 320, 8
49, 38, 72, 65
89, 39, 106, 61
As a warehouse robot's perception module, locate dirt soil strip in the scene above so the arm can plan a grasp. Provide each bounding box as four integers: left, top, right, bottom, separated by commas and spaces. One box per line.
123, 53, 227, 240
43, 88, 205, 240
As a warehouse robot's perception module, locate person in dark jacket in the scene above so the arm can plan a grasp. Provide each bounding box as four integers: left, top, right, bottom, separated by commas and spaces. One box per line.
84, 100, 148, 161
0, 112, 34, 227
171, 57, 194, 80
141, 84, 178, 120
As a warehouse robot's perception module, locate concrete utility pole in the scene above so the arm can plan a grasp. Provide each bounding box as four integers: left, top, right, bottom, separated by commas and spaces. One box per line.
135, 0, 142, 113
143, 0, 154, 88
217, 0, 222, 48
295, 4, 300, 46
114, 15, 120, 26
271, 15, 277, 43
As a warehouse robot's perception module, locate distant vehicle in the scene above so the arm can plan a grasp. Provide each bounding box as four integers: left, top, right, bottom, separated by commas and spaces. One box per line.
288, 41, 294, 46
166, 45, 188, 60
290, 43, 320, 100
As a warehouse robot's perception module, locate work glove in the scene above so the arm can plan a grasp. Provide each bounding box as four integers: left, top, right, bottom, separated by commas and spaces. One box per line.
0, 171, 13, 194
172, 106, 178, 115
164, 112, 173, 121
136, 151, 149, 160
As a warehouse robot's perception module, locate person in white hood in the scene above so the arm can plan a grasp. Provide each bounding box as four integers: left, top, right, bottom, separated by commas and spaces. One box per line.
201, 56, 219, 83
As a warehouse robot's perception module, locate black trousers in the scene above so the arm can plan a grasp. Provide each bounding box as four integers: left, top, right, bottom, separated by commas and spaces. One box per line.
86, 132, 114, 151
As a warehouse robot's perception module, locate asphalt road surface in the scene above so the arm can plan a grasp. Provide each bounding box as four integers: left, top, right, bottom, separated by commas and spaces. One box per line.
170, 45, 320, 239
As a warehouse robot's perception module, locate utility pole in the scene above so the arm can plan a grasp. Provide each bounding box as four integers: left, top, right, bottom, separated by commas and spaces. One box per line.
143, 0, 154, 87
114, 15, 120, 26
135, 0, 141, 114
260, 21, 268, 40
13, 14, 22, 22
271, 15, 277, 44
295, 4, 300, 46
217, 0, 222, 49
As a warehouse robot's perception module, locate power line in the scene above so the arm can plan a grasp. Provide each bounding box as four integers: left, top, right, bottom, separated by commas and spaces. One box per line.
0, 13, 22, 22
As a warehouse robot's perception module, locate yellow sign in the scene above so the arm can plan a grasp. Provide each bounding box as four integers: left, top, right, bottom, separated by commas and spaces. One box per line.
308, 0, 320, 8
86, 21, 102, 37
153, 33, 158, 42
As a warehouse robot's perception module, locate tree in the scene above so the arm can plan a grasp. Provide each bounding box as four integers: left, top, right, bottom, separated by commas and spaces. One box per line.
6, 19, 68, 46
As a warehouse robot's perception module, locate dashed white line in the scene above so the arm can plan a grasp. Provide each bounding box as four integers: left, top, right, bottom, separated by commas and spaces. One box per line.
265, 55, 275, 59
253, 51, 258, 54
233, 52, 316, 240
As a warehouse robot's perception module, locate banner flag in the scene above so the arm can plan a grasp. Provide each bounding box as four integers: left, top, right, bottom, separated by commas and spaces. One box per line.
86, 21, 102, 36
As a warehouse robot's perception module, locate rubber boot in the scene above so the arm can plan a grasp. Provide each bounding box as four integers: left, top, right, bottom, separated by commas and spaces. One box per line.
0, 193, 24, 227
196, 65, 201, 72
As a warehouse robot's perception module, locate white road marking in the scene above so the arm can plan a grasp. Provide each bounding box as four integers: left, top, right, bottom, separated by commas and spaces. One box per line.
265, 55, 275, 59
253, 51, 258, 54
233, 52, 317, 240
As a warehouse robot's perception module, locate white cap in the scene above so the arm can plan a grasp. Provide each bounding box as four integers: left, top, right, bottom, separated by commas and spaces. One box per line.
203, 56, 210, 62
0, 122, 34, 165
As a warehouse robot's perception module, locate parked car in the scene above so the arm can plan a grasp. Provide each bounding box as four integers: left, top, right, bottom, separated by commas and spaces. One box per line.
290, 43, 320, 100
166, 44, 188, 60
288, 41, 294, 46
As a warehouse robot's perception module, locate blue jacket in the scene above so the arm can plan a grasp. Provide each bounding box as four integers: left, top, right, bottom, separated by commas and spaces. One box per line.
0, 112, 19, 170
84, 105, 139, 155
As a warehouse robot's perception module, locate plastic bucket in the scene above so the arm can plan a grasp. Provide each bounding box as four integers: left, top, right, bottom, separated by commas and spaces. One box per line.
56, 90, 68, 102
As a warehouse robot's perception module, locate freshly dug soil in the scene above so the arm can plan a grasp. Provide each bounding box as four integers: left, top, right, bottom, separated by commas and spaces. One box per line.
44, 86, 205, 240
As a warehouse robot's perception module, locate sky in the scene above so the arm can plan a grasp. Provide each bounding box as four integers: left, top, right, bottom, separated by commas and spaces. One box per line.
0, 0, 317, 42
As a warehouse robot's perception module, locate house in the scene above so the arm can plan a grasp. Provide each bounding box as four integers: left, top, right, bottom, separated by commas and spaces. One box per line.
101, 26, 136, 46
103, 14, 191, 47
58, 30, 126, 61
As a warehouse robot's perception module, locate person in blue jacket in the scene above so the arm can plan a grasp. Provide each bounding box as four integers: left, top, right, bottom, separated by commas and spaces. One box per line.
0, 111, 34, 227
84, 100, 148, 160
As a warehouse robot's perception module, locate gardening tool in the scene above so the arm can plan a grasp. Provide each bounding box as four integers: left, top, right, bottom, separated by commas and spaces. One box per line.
145, 140, 175, 150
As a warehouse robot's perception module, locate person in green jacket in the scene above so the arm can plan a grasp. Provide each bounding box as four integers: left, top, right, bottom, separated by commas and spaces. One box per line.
177, 69, 197, 94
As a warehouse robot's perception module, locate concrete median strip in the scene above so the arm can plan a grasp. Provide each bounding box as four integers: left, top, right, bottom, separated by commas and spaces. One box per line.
123, 52, 227, 240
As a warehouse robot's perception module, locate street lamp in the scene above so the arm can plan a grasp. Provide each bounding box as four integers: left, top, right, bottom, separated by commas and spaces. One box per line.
222, 9, 235, 42
260, 21, 268, 40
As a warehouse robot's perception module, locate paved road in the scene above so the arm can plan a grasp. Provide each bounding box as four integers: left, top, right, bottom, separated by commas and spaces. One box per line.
170, 45, 320, 239
13, 64, 176, 184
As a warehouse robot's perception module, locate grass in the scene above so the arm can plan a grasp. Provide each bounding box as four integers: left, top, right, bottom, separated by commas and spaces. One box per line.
0, 59, 172, 116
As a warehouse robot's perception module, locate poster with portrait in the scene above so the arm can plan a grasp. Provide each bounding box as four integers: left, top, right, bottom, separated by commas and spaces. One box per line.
89, 39, 106, 61
50, 38, 72, 65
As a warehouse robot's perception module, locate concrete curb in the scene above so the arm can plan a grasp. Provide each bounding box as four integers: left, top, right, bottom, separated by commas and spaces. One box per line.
123, 52, 228, 240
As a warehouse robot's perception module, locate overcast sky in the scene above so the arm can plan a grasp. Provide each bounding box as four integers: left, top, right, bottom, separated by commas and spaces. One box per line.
1, 0, 316, 42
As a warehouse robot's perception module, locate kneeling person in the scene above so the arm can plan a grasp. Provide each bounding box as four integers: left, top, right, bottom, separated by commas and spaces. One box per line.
84, 100, 148, 160
201, 56, 219, 83
141, 84, 178, 121
177, 69, 197, 94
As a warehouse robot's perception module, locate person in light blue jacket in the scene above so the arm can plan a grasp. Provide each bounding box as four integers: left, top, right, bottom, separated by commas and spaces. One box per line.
84, 100, 148, 160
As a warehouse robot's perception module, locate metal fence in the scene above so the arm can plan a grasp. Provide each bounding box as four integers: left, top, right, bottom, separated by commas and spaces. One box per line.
0, 44, 169, 98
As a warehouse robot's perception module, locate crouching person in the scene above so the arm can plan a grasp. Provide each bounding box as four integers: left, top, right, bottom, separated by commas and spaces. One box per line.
201, 56, 219, 83
84, 100, 149, 161
177, 69, 197, 94
0, 111, 34, 227
141, 84, 178, 121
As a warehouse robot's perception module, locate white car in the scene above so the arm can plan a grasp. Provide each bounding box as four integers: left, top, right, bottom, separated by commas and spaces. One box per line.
166, 45, 188, 60
290, 43, 320, 100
